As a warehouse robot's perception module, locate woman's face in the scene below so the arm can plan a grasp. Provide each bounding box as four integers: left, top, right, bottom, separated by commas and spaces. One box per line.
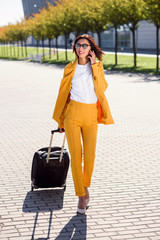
75, 38, 91, 59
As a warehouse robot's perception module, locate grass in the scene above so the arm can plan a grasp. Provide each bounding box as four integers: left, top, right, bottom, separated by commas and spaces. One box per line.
43, 51, 160, 74
0, 46, 48, 60
103, 54, 160, 74
42, 51, 75, 65
0, 46, 159, 74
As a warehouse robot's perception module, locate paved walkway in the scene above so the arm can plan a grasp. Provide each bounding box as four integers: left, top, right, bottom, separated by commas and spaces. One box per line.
0, 59, 160, 240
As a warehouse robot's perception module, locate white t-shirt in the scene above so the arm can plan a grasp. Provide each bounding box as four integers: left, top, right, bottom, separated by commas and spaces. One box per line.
70, 62, 98, 104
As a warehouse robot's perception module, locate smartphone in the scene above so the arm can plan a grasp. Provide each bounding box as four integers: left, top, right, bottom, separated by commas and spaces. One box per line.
88, 53, 92, 61
88, 49, 94, 61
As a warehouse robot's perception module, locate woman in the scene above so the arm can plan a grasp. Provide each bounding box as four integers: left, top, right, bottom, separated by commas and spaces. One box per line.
53, 34, 114, 214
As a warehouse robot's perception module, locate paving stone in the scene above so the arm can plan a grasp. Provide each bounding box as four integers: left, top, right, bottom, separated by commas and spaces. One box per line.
0, 60, 160, 240
134, 232, 158, 237
111, 234, 135, 239
149, 237, 160, 240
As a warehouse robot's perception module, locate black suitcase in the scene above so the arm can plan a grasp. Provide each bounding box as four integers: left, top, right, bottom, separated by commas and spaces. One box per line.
31, 129, 70, 191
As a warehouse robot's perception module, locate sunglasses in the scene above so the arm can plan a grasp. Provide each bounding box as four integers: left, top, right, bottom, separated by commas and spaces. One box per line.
75, 43, 91, 49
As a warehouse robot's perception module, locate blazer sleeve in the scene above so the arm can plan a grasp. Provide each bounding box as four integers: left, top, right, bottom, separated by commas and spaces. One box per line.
52, 63, 71, 128
52, 67, 67, 125
91, 62, 108, 92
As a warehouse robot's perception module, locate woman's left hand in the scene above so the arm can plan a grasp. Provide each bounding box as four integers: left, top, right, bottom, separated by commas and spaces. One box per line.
88, 50, 96, 65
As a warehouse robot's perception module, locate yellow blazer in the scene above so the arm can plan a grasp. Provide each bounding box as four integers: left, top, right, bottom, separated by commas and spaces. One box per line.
52, 59, 114, 128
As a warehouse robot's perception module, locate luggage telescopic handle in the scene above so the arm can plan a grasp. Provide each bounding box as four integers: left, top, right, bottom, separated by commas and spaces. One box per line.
46, 129, 66, 163
59, 134, 66, 162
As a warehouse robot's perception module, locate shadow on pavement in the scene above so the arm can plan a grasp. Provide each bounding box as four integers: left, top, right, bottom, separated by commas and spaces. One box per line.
22, 189, 65, 240
55, 214, 87, 240
106, 69, 160, 82
27, 60, 65, 69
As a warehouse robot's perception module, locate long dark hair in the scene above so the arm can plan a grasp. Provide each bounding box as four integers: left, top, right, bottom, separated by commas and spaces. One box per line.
72, 34, 104, 61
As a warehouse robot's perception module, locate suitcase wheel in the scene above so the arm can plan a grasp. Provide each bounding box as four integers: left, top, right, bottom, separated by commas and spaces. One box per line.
31, 184, 34, 191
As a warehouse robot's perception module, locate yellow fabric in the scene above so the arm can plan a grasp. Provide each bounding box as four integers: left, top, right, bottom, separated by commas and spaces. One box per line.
52, 59, 114, 128
64, 100, 98, 196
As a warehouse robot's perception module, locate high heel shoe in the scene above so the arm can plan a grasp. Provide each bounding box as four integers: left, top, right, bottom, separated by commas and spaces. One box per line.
77, 198, 89, 214
77, 196, 86, 215
77, 207, 86, 215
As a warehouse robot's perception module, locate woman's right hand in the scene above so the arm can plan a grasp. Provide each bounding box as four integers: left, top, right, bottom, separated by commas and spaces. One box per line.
58, 128, 65, 133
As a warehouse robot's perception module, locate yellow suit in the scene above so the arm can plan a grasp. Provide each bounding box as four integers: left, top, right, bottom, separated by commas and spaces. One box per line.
53, 59, 114, 196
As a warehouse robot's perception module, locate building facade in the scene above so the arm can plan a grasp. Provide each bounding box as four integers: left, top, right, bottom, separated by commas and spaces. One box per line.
22, 0, 160, 53
22, 0, 56, 18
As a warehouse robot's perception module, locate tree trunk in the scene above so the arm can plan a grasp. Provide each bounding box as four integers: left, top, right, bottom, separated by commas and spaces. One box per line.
13, 42, 16, 57
6, 43, 8, 56
49, 38, 51, 59
5, 43, 6, 56
24, 40, 27, 57
36, 40, 39, 54
56, 36, 59, 60
132, 27, 136, 68
156, 25, 159, 72
17, 41, 19, 58
3, 42, 5, 56
65, 35, 68, 61
1, 43, 2, 56
42, 36, 45, 60
10, 42, 12, 57
115, 27, 118, 65
75, 31, 80, 37
21, 40, 24, 57
97, 31, 101, 48
0, 43, 1, 56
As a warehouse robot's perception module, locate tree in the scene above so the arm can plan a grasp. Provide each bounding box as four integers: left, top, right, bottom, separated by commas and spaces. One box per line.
122, 0, 146, 67
19, 18, 30, 57
45, 3, 63, 60
10, 20, 29, 58
33, 12, 47, 59
0, 27, 7, 56
26, 13, 46, 58
39, 6, 55, 59
144, 0, 160, 72
103, 0, 126, 65
80, 0, 107, 47
4, 24, 17, 57
54, 0, 84, 60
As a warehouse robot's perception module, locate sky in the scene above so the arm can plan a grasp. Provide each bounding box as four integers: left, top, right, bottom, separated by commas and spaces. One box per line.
0, 0, 24, 27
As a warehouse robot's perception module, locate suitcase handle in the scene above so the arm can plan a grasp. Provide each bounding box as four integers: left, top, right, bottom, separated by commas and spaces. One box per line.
51, 128, 65, 134
46, 129, 66, 163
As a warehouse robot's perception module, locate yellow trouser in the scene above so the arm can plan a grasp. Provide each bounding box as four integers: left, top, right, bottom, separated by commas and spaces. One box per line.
64, 100, 98, 196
